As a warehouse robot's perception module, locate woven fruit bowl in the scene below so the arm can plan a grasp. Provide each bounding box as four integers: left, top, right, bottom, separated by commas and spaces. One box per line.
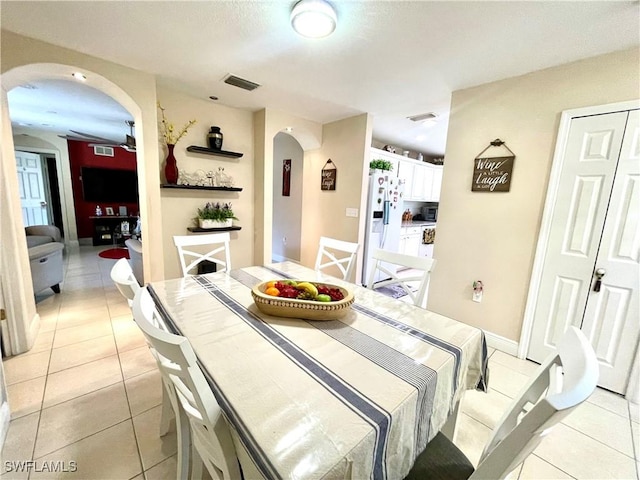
251, 280, 355, 320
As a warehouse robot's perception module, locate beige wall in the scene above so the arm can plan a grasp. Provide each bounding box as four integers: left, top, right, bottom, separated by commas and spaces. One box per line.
300, 113, 373, 282
429, 48, 640, 343
157, 85, 255, 279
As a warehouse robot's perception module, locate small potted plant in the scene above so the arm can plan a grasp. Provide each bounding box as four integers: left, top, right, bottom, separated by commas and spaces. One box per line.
196, 202, 238, 229
370, 159, 393, 173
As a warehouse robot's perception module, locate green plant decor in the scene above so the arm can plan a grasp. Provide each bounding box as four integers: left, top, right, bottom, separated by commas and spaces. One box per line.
196, 202, 238, 222
370, 159, 393, 171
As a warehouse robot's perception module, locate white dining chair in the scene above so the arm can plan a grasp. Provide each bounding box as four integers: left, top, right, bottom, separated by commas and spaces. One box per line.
173, 232, 231, 277
405, 326, 599, 480
314, 236, 360, 281
132, 288, 241, 480
109, 258, 140, 306
366, 249, 435, 308
110, 258, 178, 449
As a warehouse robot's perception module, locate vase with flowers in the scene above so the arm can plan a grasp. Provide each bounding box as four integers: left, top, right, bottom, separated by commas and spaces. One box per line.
158, 103, 197, 184
196, 202, 238, 229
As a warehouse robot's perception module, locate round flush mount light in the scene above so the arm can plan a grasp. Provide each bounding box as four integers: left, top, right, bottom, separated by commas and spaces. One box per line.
291, 0, 337, 38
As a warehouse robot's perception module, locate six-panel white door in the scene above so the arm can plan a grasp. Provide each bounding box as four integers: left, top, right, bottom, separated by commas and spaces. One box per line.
16, 151, 48, 226
528, 110, 640, 394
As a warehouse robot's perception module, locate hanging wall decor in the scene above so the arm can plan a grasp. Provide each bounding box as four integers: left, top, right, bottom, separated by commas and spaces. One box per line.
471, 139, 516, 192
321, 159, 337, 190
282, 159, 291, 196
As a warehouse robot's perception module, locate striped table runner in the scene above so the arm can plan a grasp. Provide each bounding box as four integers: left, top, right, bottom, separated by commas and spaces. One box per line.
149, 262, 488, 480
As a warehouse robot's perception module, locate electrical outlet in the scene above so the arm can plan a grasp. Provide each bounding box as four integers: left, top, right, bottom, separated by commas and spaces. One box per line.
346, 208, 358, 218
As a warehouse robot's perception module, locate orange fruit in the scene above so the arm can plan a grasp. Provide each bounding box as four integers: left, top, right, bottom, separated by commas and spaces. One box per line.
266, 280, 277, 289
265, 287, 280, 296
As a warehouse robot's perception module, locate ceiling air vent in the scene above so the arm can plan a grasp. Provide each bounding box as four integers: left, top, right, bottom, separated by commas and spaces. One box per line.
407, 112, 437, 122
223, 74, 261, 91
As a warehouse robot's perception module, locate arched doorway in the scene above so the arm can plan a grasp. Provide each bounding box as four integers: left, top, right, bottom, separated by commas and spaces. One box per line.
1, 62, 151, 356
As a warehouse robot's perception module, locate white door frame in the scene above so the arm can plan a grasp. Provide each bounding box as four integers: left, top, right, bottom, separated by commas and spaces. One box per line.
520, 99, 640, 401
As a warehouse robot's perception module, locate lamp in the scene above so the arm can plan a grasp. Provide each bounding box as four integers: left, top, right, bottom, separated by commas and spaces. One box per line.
290, 0, 337, 38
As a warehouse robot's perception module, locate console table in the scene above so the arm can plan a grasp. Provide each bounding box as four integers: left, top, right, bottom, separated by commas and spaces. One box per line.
91, 216, 139, 246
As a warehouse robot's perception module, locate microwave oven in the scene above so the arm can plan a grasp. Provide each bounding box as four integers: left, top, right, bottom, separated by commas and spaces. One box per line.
421, 205, 438, 222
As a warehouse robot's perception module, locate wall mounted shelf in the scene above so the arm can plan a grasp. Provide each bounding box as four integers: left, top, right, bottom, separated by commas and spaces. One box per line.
187, 226, 242, 233
161, 184, 243, 192
186, 146, 243, 158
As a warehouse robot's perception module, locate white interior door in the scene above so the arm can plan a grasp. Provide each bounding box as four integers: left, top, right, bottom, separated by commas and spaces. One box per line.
528, 109, 639, 394
16, 151, 48, 226
581, 110, 639, 393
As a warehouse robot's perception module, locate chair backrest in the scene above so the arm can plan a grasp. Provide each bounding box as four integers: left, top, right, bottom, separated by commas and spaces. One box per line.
366, 249, 435, 307
314, 236, 360, 281
132, 288, 241, 480
125, 238, 144, 285
173, 232, 231, 277
110, 258, 140, 305
473, 326, 599, 479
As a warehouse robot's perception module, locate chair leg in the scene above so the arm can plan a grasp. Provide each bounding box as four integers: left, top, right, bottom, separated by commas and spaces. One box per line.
190, 443, 204, 480
176, 405, 191, 480
159, 386, 174, 436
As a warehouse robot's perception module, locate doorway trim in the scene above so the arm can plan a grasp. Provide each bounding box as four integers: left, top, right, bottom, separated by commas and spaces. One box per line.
520, 99, 640, 400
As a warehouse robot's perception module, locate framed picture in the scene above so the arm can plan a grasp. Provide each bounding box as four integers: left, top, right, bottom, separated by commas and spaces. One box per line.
105, 207, 114, 216
119, 206, 128, 216
282, 159, 291, 196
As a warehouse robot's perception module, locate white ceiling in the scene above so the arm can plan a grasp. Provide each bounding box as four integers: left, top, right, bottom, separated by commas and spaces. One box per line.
2, 1, 639, 156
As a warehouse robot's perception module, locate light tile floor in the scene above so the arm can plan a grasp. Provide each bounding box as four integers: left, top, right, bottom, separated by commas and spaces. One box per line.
2, 246, 639, 479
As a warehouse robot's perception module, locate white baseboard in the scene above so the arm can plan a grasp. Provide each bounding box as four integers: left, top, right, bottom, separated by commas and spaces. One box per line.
484, 330, 519, 357
78, 238, 93, 246
272, 253, 300, 264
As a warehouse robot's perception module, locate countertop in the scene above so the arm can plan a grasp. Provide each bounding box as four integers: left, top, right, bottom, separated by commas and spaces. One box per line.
401, 221, 436, 228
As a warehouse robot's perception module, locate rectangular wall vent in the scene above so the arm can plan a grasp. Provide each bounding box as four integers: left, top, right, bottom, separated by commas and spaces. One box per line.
407, 112, 437, 122
93, 145, 114, 157
223, 74, 261, 91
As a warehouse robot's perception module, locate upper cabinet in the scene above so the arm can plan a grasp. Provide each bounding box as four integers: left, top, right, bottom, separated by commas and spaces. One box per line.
374, 147, 442, 202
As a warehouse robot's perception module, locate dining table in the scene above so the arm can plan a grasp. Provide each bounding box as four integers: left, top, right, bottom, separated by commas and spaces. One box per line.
147, 262, 489, 480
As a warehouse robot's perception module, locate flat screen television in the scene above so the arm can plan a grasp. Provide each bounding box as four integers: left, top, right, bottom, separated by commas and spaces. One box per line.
81, 167, 138, 203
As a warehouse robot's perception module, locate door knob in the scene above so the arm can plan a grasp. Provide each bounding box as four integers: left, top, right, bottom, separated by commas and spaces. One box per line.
593, 268, 606, 292
40, 201, 47, 207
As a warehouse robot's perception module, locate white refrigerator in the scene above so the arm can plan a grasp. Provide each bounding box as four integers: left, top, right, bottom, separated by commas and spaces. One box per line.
361, 172, 404, 285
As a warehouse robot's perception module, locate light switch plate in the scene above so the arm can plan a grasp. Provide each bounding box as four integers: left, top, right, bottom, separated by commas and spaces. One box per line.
346, 208, 358, 218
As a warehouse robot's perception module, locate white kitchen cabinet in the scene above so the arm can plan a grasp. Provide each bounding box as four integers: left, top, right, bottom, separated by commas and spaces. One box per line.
429, 165, 443, 201
419, 243, 434, 258
398, 159, 440, 201
399, 225, 422, 256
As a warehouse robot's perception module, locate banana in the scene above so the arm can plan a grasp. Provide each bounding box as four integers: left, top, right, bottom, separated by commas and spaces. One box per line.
296, 281, 318, 298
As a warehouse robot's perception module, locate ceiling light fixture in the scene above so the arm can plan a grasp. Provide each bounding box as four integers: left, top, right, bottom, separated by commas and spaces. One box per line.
291, 0, 337, 38
72, 72, 87, 81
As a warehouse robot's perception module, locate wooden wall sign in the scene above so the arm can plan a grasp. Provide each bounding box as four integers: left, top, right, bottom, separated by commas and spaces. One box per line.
321, 159, 337, 191
282, 159, 291, 196
472, 139, 515, 192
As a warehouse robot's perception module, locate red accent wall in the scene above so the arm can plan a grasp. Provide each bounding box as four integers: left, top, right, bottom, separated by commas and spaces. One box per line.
68, 141, 140, 239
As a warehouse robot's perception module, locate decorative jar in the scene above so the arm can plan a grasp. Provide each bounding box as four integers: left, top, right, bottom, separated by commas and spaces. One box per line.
207, 126, 223, 150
